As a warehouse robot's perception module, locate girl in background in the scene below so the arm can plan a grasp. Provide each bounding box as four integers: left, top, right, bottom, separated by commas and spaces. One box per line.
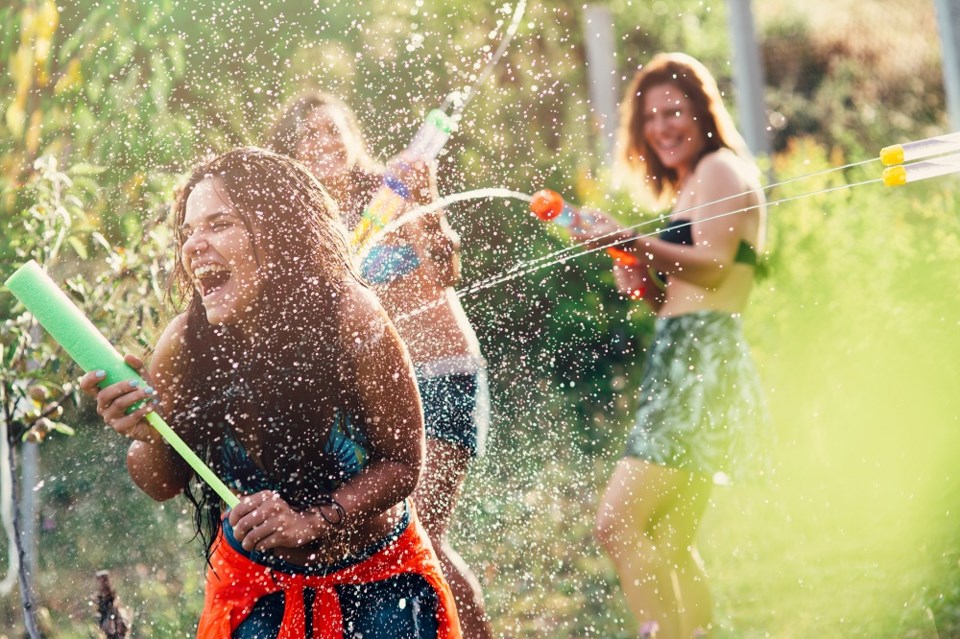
575, 53, 768, 638
269, 93, 494, 639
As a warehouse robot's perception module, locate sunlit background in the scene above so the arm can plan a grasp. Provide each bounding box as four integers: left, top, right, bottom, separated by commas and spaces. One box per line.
2, 0, 959, 637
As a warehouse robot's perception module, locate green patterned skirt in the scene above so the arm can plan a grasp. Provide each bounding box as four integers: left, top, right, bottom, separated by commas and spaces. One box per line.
625, 310, 769, 483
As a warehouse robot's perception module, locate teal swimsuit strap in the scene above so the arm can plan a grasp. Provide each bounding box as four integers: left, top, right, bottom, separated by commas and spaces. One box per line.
360, 243, 422, 285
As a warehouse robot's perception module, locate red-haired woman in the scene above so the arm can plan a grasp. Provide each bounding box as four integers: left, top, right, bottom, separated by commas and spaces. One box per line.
576, 53, 768, 638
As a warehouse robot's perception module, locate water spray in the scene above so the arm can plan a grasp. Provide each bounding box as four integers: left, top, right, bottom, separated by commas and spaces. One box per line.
392, 130, 960, 322
529, 189, 639, 266
351, 0, 528, 251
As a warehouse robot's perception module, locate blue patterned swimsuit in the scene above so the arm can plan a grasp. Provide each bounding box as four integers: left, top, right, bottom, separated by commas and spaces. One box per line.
217, 414, 441, 638
220, 409, 368, 496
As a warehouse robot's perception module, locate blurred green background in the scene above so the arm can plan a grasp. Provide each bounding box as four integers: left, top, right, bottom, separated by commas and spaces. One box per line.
2, 0, 959, 637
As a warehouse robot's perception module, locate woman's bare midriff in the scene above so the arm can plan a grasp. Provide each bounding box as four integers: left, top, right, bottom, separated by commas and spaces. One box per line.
657, 264, 754, 318
657, 172, 763, 318
376, 273, 481, 365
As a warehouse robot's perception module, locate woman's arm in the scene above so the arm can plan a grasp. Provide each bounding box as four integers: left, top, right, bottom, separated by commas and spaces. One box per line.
392, 158, 461, 287
228, 285, 423, 552
329, 284, 424, 521
410, 210, 461, 288
78, 314, 192, 501
630, 153, 761, 289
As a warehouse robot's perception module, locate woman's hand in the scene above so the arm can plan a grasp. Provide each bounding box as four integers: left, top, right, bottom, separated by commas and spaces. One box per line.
388, 157, 439, 206
409, 210, 461, 287
78, 354, 161, 444
613, 263, 646, 298
229, 490, 330, 552
570, 208, 633, 248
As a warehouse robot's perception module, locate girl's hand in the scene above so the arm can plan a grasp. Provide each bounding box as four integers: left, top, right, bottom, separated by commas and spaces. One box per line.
388, 158, 439, 205
228, 490, 330, 552
571, 208, 631, 247
78, 354, 161, 444
613, 264, 647, 298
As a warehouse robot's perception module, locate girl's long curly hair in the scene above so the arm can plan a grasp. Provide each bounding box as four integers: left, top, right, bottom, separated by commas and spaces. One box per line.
266, 91, 382, 225
166, 147, 364, 557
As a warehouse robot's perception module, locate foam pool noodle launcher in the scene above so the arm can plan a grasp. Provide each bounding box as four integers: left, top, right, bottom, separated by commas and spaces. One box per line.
880, 132, 960, 187
4, 260, 239, 508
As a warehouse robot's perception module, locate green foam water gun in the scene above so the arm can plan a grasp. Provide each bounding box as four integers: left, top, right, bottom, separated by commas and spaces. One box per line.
4, 260, 239, 508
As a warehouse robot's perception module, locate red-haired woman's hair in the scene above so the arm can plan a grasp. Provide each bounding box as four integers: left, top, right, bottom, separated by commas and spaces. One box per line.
617, 52, 751, 204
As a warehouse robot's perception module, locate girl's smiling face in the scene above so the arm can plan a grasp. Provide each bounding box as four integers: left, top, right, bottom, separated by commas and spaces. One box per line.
294, 105, 359, 182
180, 177, 262, 332
643, 83, 706, 183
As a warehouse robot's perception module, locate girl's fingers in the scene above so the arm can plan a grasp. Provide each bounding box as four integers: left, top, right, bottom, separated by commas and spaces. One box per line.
229, 502, 257, 528
95, 379, 142, 406
229, 491, 273, 528
123, 353, 145, 373
78, 370, 107, 396
83, 353, 147, 394
229, 509, 258, 538
113, 400, 156, 429
243, 521, 276, 551
99, 382, 156, 418
235, 510, 272, 547
253, 529, 286, 552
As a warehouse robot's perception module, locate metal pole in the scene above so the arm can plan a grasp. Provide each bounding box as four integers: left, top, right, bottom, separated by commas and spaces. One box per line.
6, 430, 41, 638
20, 442, 38, 581
726, 0, 770, 158
582, 5, 620, 164
935, 0, 960, 130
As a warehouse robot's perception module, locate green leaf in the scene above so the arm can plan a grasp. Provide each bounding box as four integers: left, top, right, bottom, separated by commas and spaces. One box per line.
68, 162, 107, 177
91, 231, 112, 251
150, 50, 171, 112
67, 236, 88, 260
52, 422, 76, 436
166, 37, 186, 77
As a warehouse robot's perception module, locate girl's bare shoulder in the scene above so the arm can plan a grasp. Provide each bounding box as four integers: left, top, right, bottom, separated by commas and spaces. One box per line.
696, 148, 760, 189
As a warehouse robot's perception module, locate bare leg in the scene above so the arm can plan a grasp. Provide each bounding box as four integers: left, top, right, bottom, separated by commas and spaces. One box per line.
649, 479, 712, 638
595, 458, 712, 638
414, 438, 493, 639
673, 546, 712, 637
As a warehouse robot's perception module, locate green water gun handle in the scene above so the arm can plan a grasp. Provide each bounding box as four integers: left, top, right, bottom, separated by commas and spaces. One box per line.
4, 260, 239, 508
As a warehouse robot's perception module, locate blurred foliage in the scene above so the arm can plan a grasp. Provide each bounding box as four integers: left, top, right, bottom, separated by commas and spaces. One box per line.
757, 0, 945, 155
1, 0, 958, 637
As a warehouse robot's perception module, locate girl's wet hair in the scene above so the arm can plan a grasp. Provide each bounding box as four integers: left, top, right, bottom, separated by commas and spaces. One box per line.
170, 146, 355, 296
167, 147, 365, 558
265, 91, 383, 227
617, 52, 751, 204
266, 90, 380, 175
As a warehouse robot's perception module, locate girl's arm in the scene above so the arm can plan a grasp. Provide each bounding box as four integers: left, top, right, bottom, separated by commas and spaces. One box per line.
328, 283, 424, 521
409, 210, 461, 288
394, 158, 461, 287
228, 284, 424, 552
78, 314, 192, 501
628, 153, 761, 289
